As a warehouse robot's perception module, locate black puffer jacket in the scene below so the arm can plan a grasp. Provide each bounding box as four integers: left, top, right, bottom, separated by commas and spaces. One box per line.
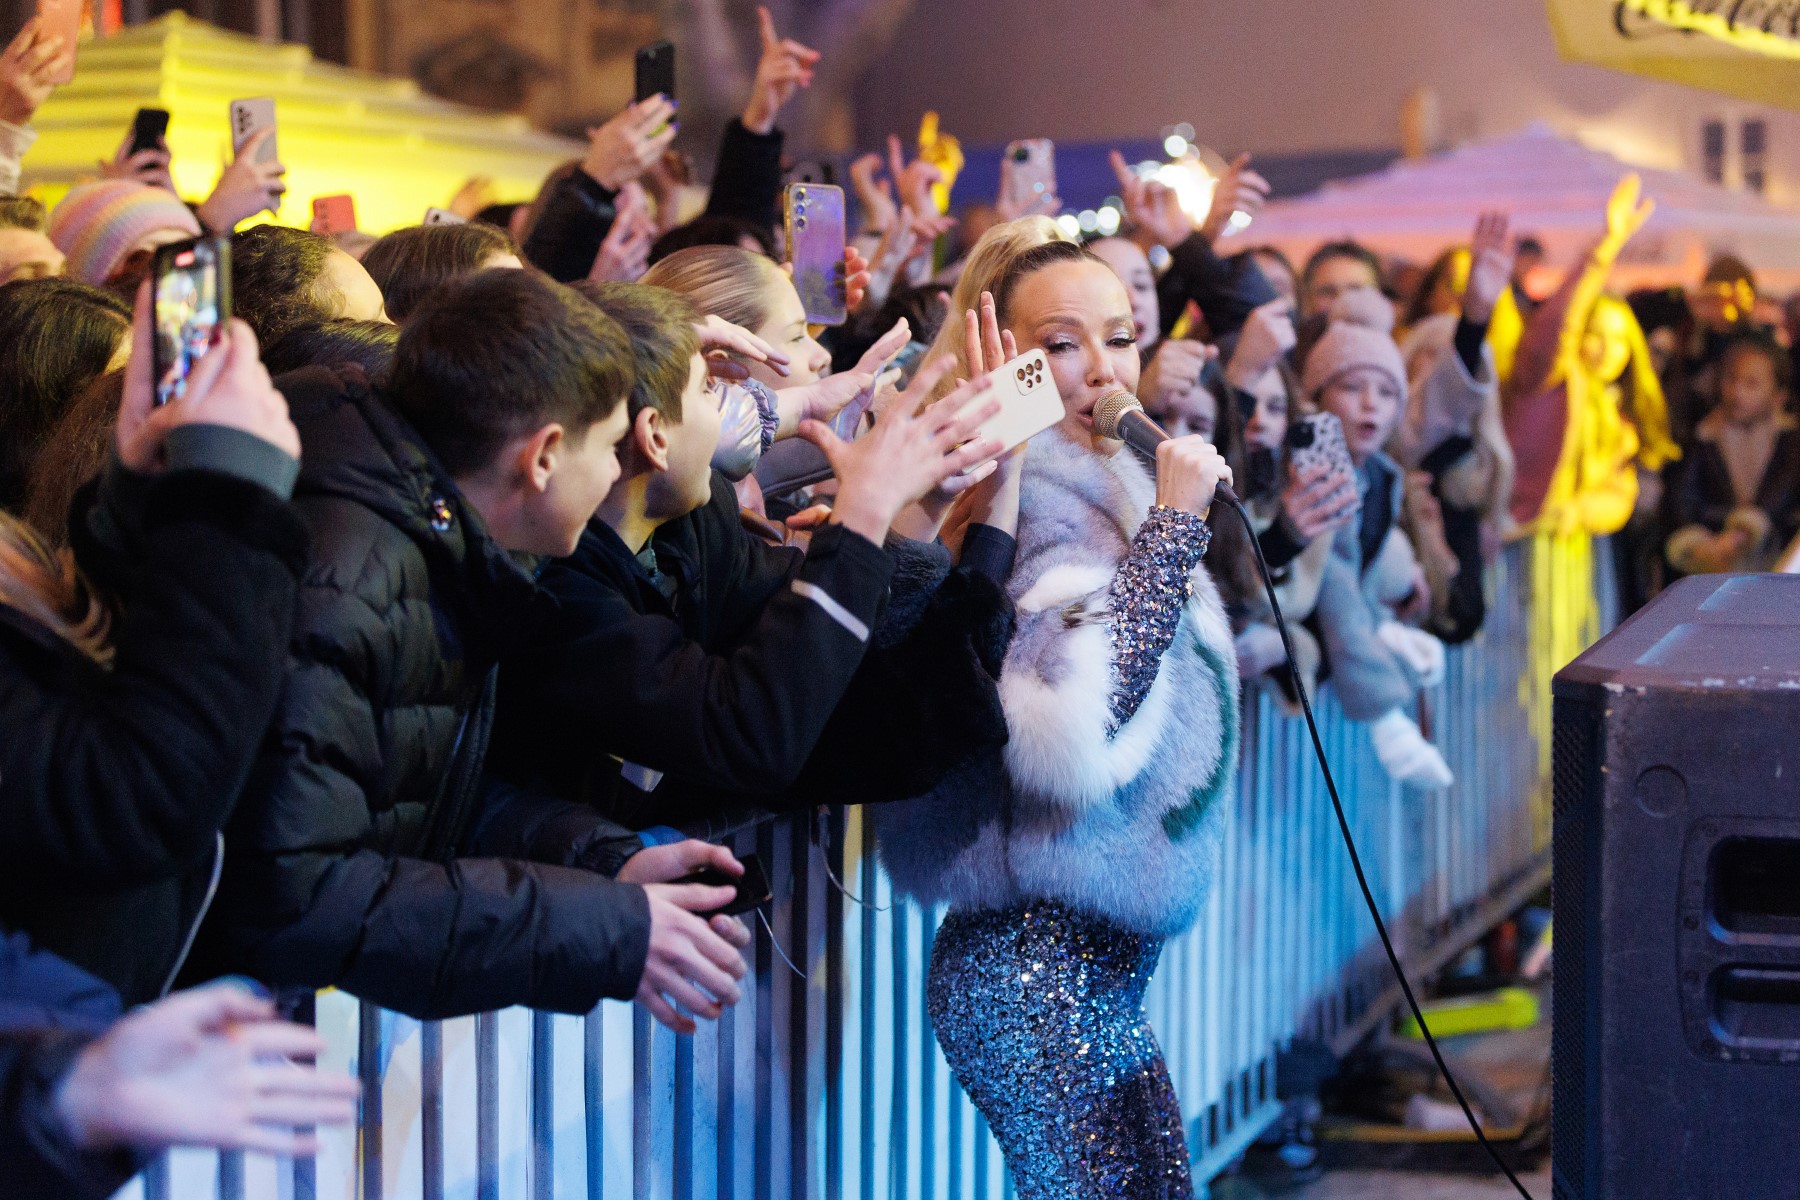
491, 474, 1013, 828
0, 466, 308, 1006
194, 370, 652, 1020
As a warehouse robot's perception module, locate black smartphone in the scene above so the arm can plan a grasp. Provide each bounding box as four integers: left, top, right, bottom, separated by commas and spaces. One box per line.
674, 852, 772, 918
150, 235, 231, 407
130, 107, 170, 156
634, 40, 675, 105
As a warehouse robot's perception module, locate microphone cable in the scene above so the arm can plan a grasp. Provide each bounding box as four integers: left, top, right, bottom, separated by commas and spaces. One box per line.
1215, 488, 1538, 1200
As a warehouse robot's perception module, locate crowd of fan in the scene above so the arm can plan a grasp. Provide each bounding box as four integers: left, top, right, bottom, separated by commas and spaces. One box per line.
0, 8, 1788, 1194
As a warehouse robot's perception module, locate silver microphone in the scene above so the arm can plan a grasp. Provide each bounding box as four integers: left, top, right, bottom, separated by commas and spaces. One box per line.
1092, 390, 1239, 506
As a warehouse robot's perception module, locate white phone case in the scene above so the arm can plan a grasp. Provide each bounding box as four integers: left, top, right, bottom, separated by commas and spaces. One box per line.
229, 97, 278, 164
960, 349, 1062, 469
423, 208, 467, 226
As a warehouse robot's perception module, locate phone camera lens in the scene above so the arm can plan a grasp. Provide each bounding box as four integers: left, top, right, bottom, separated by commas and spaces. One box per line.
796, 216, 808, 229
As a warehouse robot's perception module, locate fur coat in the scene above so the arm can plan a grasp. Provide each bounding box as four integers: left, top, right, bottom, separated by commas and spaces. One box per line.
875, 427, 1239, 938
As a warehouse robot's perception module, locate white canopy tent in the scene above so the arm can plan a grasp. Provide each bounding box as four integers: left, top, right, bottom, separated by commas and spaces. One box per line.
1221, 123, 1800, 292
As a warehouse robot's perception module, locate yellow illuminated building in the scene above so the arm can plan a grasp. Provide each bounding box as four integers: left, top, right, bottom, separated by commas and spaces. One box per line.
21, 13, 582, 235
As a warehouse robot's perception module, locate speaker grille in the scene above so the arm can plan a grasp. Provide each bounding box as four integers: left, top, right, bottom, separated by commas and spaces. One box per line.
1551, 697, 1598, 1198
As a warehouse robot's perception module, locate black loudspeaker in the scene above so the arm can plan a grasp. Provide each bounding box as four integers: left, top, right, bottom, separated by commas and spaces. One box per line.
1553, 574, 1800, 1199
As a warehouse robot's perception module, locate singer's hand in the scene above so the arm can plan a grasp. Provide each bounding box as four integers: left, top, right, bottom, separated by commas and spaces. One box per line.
1154, 434, 1232, 521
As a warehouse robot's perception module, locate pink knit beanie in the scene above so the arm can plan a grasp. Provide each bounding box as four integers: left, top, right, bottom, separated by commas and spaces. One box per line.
48, 181, 203, 286
1301, 289, 1408, 404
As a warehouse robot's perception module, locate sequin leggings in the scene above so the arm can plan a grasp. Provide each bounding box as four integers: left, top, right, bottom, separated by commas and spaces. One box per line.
926, 901, 1194, 1200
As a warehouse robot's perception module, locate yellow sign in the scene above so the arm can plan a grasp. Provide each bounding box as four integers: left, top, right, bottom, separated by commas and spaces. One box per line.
1617, 0, 1800, 59
1549, 0, 1800, 111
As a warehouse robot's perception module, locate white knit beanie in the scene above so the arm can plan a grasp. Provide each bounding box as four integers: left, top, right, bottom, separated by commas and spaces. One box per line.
1301, 289, 1408, 404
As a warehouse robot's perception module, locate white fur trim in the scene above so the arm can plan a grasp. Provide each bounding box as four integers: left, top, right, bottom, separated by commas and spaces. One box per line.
1014, 561, 1112, 614
1001, 608, 1186, 810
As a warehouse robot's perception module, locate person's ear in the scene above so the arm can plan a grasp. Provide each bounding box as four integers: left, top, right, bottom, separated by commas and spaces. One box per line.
633, 406, 672, 472
516, 423, 564, 495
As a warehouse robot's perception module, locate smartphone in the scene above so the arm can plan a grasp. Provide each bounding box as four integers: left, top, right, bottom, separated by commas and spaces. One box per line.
962, 349, 1062, 469
34, 0, 80, 85
129, 108, 170, 156
634, 39, 675, 105
423, 207, 466, 226
310, 193, 356, 235
228, 97, 277, 164
1003, 139, 1055, 212
674, 852, 773, 918
1285, 411, 1359, 508
784, 182, 847, 326
150, 235, 231, 407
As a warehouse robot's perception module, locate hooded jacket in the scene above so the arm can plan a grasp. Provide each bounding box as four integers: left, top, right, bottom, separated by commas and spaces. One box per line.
195, 370, 652, 1020
875, 428, 1239, 938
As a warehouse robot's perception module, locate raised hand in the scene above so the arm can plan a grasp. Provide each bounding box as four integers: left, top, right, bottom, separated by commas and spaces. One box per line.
843, 243, 872, 314
1600, 172, 1654, 258
693, 313, 792, 378
196, 128, 286, 229
848, 152, 897, 236
1462, 211, 1514, 325
887, 133, 944, 219
962, 290, 1017, 378
588, 182, 656, 282
99, 131, 175, 193
584, 96, 679, 192
1110, 149, 1193, 250
1138, 339, 1214, 421
447, 175, 496, 220
802, 366, 1003, 545
1199, 153, 1270, 242
117, 282, 300, 472
742, 5, 820, 135
1280, 462, 1359, 542
54, 984, 360, 1158
637, 882, 751, 1033
0, 18, 71, 127
1226, 299, 1296, 388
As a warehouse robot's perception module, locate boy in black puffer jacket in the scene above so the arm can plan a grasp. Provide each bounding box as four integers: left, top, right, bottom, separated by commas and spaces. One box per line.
491, 282, 1013, 832
195, 271, 753, 1029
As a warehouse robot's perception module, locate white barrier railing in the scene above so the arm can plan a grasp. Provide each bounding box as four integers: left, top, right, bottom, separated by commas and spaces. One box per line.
122, 540, 1603, 1200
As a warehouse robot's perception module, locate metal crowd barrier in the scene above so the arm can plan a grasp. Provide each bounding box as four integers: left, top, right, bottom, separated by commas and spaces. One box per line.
121, 539, 1607, 1200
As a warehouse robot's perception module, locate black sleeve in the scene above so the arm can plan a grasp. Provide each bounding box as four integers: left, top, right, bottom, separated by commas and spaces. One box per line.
0, 1031, 148, 1200
1256, 514, 1310, 573
521, 170, 620, 283
467, 776, 646, 878
1156, 233, 1279, 341
959, 523, 1018, 586
217, 846, 653, 1021
1453, 316, 1490, 379
704, 119, 785, 234
0, 470, 307, 891
511, 514, 894, 797
783, 565, 1013, 808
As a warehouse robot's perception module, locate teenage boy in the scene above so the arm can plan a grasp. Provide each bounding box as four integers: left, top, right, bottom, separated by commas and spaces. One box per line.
491, 282, 1014, 826
198, 270, 750, 1030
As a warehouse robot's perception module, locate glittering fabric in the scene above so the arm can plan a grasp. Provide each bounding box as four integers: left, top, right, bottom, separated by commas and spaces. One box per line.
927, 901, 1194, 1199
1107, 505, 1212, 731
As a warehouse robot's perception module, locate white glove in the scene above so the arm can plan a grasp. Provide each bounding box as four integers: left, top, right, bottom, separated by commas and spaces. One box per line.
1234, 623, 1287, 680
1377, 620, 1446, 688
1370, 709, 1454, 790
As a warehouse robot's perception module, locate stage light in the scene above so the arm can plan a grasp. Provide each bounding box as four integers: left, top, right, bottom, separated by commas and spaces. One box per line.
1096, 206, 1121, 235
1055, 213, 1081, 238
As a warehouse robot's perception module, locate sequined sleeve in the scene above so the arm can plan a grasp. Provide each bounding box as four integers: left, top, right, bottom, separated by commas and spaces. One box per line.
1106, 506, 1212, 732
